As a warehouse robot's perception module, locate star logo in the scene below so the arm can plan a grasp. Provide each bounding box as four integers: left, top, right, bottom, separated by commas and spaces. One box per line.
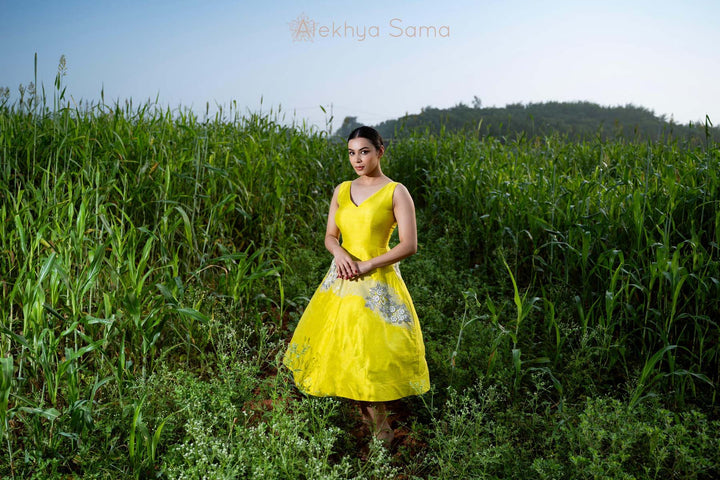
289, 13, 316, 42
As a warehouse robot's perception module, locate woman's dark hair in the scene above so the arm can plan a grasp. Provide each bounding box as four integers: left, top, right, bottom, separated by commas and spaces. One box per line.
347, 126, 384, 151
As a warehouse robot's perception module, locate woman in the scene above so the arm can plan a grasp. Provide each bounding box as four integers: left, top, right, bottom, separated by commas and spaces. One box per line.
283, 126, 430, 445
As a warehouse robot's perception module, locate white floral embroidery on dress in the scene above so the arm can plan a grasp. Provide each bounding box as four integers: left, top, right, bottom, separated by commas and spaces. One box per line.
320, 260, 339, 291
317, 260, 412, 327
364, 283, 412, 326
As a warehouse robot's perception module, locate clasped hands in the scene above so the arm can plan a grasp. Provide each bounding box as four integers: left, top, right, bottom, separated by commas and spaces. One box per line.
334, 252, 371, 280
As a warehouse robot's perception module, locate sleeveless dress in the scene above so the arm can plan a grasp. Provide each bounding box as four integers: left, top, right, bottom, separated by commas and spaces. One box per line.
283, 181, 430, 402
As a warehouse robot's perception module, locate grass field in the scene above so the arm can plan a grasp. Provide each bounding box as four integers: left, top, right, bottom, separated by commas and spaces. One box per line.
1, 72, 719, 478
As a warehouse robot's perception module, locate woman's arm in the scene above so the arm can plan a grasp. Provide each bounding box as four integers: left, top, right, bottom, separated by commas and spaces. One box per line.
324, 184, 359, 279
356, 183, 418, 276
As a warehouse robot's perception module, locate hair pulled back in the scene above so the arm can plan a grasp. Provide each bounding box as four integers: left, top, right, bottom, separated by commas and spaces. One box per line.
347, 126, 384, 151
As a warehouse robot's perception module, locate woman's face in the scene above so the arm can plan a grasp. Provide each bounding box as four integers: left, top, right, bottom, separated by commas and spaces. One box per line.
347, 137, 384, 177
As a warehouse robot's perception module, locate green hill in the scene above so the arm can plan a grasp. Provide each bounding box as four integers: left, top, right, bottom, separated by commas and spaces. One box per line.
336, 100, 718, 144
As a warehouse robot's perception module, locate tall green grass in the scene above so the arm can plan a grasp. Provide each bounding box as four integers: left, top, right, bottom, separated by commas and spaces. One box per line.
1, 61, 348, 476
389, 129, 719, 405
1, 59, 718, 477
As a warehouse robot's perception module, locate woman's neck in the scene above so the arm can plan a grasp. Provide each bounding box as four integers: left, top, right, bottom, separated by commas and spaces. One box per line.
355, 171, 386, 185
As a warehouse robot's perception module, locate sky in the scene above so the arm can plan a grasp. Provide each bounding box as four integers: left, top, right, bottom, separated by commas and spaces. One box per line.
2, 0, 719, 132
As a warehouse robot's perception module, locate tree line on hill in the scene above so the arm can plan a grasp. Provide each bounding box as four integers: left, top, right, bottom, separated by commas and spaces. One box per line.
335, 100, 719, 145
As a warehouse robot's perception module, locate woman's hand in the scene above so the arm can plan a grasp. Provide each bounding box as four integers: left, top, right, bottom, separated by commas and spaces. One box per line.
334, 255, 373, 281
355, 260, 373, 277
334, 250, 359, 280
338, 259, 374, 281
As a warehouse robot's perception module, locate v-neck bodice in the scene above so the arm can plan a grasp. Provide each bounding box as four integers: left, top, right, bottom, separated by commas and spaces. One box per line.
335, 180, 398, 260
349, 181, 394, 207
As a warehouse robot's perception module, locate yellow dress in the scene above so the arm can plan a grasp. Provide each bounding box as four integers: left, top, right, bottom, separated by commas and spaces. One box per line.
283, 181, 430, 402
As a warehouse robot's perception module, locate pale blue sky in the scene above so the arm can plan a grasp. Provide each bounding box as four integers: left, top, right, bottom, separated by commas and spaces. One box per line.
2, 0, 719, 131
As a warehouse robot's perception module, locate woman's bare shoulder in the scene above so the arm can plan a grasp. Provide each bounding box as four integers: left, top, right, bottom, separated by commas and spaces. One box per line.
332, 181, 349, 193
392, 182, 413, 196
392, 182, 415, 206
